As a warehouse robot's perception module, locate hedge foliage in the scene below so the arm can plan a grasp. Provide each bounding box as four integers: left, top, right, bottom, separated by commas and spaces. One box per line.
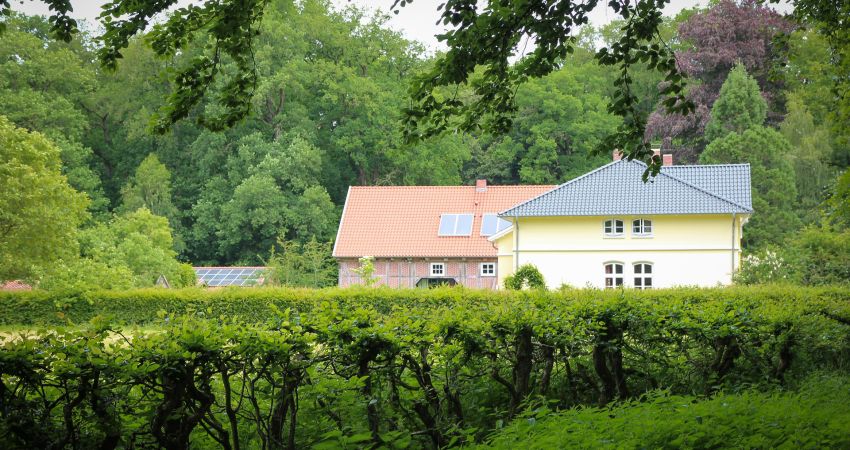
476, 374, 850, 449
1, 286, 849, 449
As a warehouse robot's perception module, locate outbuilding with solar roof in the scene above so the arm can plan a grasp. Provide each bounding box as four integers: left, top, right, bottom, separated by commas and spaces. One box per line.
193, 267, 267, 287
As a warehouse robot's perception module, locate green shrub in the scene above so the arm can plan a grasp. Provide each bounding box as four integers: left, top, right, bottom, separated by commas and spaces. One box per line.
504, 264, 546, 290
476, 374, 850, 449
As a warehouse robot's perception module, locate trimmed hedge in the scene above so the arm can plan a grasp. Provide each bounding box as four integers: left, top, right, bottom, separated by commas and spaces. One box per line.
1, 286, 849, 448
2, 285, 850, 327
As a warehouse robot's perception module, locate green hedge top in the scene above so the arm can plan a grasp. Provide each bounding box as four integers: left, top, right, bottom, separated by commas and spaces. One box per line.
1, 285, 849, 328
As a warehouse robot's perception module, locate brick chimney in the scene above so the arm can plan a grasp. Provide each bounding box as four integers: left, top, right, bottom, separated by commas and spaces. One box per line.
662, 154, 674, 166
612, 149, 622, 161
475, 179, 487, 192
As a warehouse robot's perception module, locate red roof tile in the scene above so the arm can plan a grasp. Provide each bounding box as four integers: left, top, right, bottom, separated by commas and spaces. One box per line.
1, 280, 32, 291
333, 184, 555, 258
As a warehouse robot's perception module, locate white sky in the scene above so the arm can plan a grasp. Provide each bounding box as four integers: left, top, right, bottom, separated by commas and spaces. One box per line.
14, 0, 792, 53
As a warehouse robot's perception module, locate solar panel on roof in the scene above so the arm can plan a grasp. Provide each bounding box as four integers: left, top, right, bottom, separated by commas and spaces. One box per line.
438, 214, 474, 236
194, 267, 266, 287
480, 214, 511, 236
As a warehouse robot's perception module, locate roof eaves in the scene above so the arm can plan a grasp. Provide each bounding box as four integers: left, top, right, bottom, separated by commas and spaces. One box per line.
487, 225, 514, 242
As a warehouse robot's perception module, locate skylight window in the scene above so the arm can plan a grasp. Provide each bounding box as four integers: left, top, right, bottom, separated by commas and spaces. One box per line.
480, 214, 512, 236
438, 214, 474, 236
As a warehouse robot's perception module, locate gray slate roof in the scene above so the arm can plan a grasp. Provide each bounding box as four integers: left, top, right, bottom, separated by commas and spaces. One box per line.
500, 159, 752, 217
661, 164, 752, 210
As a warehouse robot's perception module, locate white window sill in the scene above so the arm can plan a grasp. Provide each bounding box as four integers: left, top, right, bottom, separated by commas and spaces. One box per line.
603, 235, 625, 239
632, 234, 654, 239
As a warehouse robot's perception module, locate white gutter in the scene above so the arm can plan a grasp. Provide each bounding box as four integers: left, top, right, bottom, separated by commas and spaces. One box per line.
731, 212, 737, 280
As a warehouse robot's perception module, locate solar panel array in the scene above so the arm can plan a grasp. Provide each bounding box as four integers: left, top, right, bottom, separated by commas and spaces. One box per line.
194, 267, 266, 287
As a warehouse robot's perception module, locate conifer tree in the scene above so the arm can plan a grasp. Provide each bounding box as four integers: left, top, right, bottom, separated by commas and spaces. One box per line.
701, 66, 800, 248
704, 64, 768, 143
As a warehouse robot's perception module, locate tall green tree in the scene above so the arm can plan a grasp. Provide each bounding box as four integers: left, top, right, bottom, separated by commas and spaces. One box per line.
0, 15, 109, 214
700, 67, 800, 248
73, 208, 195, 288
780, 94, 836, 223
704, 64, 768, 143
119, 154, 184, 252
826, 169, 850, 231
0, 116, 89, 281
190, 133, 338, 264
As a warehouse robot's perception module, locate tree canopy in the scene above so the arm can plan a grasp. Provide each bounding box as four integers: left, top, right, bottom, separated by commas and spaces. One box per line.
0, 115, 89, 281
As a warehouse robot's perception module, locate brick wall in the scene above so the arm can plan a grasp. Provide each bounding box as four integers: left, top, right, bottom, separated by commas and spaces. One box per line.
337, 258, 500, 289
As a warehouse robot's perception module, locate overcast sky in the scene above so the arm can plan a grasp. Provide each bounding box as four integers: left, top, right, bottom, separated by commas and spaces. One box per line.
16, 0, 790, 53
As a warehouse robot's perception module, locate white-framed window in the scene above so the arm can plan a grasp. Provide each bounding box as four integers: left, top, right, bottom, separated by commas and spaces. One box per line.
604, 262, 624, 288
480, 262, 496, 277
438, 214, 474, 236
430, 262, 445, 277
633, 263, 653, 289
603, 219, 624, 237
632, 218, 653, 236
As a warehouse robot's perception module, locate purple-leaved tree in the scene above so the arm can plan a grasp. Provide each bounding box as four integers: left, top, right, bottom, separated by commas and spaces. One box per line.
646, 0, 794, 161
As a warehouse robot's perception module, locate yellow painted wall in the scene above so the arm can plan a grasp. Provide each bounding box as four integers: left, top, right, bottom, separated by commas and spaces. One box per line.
495, 214, 747, 289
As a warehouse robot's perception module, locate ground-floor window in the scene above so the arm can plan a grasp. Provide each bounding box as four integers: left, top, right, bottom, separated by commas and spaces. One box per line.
480, 262, 495, 277
430, 262, 445, 277
604, 262, 624, 288
634, 263, 653, 289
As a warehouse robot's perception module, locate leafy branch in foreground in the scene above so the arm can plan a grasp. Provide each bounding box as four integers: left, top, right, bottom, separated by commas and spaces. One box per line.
2, 0, 845, 169
396, 0, 693, 176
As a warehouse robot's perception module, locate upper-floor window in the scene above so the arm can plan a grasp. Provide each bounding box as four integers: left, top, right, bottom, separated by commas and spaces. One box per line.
480, 214, 512, 236
634, 263, 653, 289
604, 219, 624, 237
632, 219, 653, 236
438, 214, 474, 236
480, 262, 496, 277
430, 262, 445, 277
604, 262, 623, 288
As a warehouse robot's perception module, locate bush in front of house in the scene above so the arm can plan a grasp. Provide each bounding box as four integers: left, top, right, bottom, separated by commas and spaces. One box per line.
504, 264, 546, 290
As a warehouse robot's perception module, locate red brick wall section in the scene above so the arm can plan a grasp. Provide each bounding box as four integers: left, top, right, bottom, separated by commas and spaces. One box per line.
338, 258, 499, 289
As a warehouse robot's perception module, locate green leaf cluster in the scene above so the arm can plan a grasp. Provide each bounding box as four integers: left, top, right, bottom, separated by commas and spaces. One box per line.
0, 116, 89, 281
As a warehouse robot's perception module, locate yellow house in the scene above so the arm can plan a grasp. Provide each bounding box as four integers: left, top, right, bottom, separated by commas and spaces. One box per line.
490, 154, 752, 289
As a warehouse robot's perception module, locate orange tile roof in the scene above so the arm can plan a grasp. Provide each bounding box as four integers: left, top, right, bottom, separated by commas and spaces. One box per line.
1, 280, 32, 291
333, 183, 555, 258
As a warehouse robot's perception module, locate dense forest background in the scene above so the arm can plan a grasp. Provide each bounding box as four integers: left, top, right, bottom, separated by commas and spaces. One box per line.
1, 0, 848, 288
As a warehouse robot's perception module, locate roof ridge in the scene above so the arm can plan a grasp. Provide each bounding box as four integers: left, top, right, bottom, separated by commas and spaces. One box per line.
641, 161, 752, 212
499, 159, 622, 215
348, 185, 555, 189
663, 163, 751, 168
